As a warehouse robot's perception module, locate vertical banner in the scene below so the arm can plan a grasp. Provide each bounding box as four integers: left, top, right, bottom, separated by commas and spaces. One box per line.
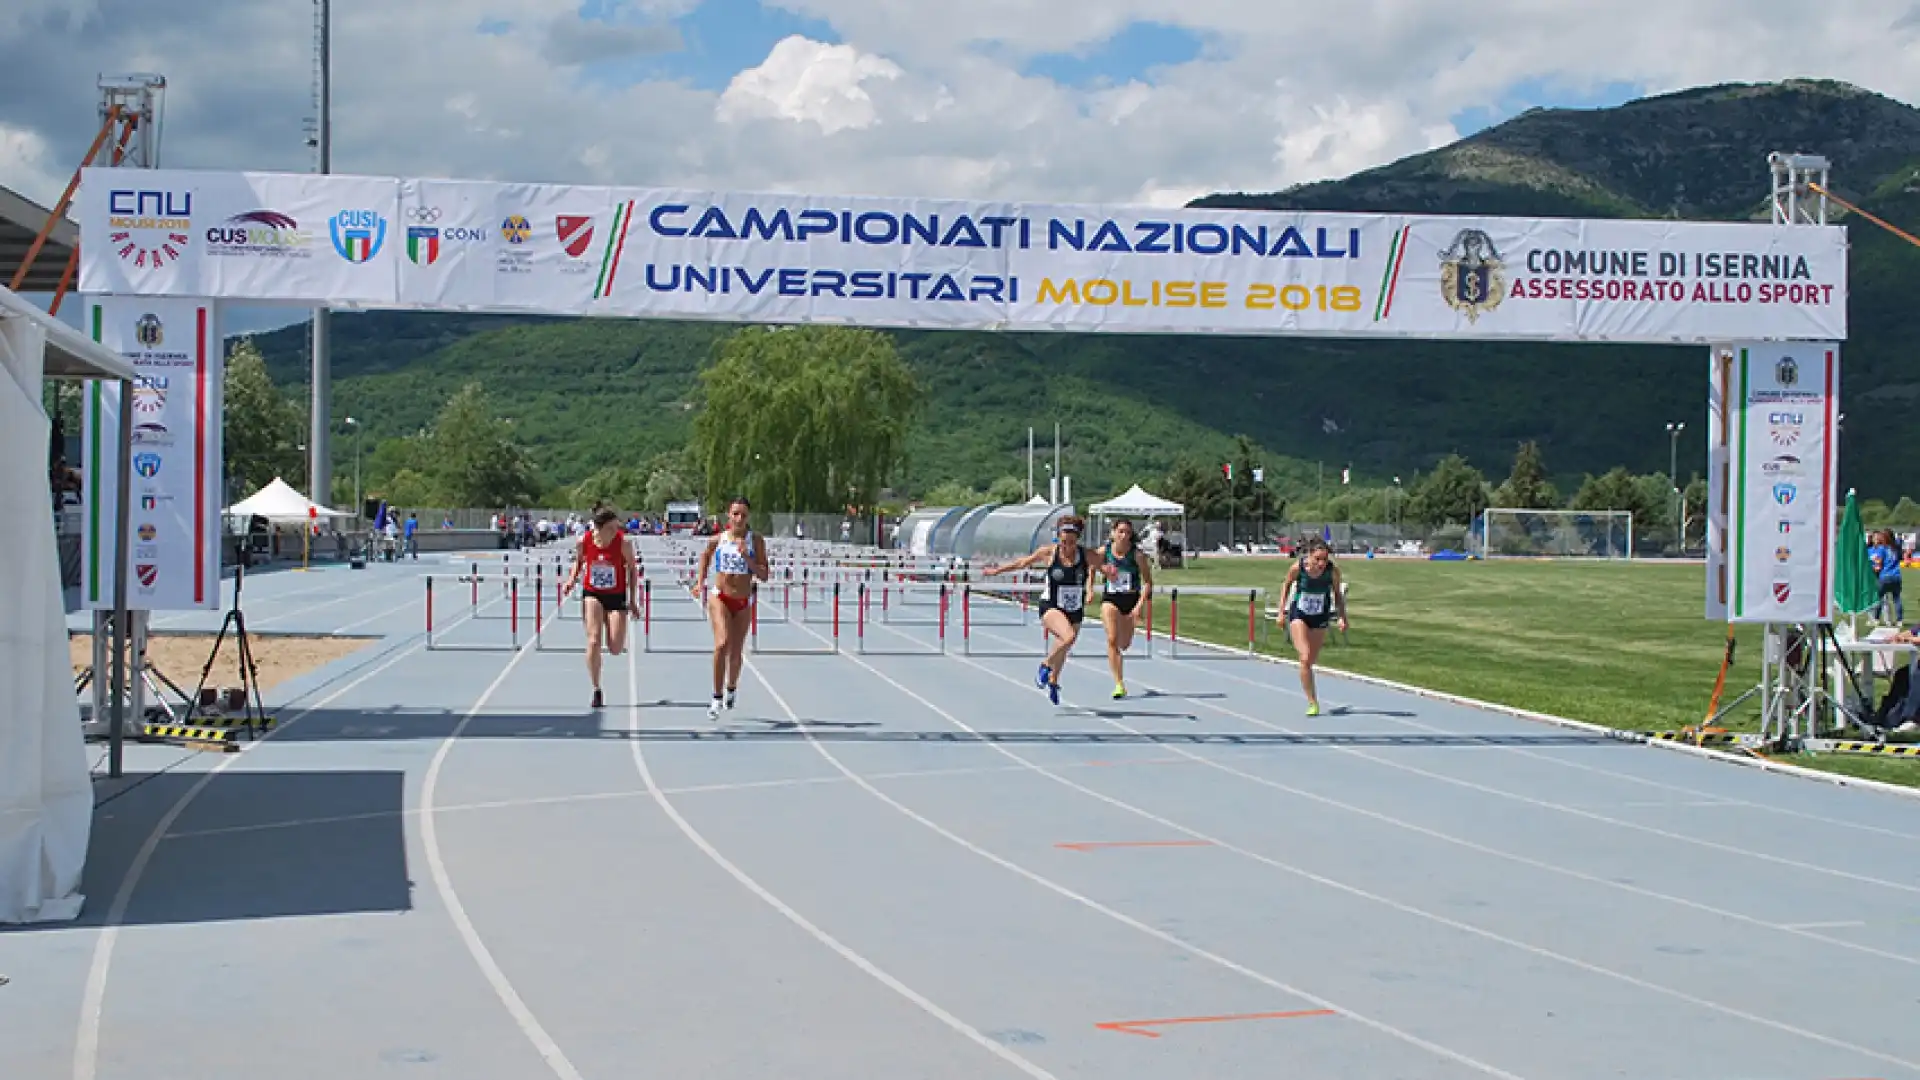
1725, 342, 1839, 625
1704, 344, 1734, 620
81, 295, 224, 612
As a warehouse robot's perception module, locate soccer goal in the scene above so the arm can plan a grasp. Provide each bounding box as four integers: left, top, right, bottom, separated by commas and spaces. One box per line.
1477, 509, 1634, 560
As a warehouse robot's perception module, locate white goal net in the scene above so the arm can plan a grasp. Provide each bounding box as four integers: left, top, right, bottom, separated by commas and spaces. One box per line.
1478, 509, 1633, 559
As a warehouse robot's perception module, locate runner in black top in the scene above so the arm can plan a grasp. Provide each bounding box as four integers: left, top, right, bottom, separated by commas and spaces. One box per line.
1280, 538, 1348, 715
983, 515, 1089, 705
1094, 518, 1154, 699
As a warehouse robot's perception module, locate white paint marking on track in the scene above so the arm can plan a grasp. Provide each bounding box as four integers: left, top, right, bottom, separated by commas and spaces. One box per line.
852, 619, 1920, 1074
749, 635, 1531, 1080
1179, 634, 1920, 843
623, 649, 1061, 1080
329, 592, 427, 634
161, 760, 1160, 841
71, 599, 497, 1080
419, 636, 584, 1080
953, 622, 1920, 968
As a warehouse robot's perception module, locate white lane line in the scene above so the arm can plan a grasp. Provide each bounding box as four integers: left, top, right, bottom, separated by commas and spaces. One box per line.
855, 619, 1920, 1074
1178, 636, 1920, 843
162, 761, 1151, 841
755, 631, 1530, 1080
71, 600, 493, 1080
624, 648, 1060, 1079
418, 634, 584, 1080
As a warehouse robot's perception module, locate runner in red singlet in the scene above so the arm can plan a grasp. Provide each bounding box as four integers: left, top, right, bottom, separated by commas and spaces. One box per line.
694, 497, 769, 718
561, 507, 638, 709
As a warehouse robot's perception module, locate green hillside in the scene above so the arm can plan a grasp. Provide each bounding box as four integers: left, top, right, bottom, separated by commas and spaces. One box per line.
246, 78, 1920, 505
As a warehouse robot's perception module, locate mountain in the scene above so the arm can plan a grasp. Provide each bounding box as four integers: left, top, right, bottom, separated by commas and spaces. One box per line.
246, 79, 1920, 504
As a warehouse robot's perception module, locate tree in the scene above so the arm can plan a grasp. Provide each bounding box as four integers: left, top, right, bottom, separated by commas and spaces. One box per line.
1492, 440, 1558, 509
1570, 466, 1660, 522
425, 382, 542, 508
1405, 454, 1489, 526
986, 475, 1025, 504
222, 338, 304, 495
693, 326, 919, 514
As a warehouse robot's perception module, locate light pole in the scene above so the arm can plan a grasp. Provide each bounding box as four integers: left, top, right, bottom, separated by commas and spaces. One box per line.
1666, 421, 1685, 552
343, 416, 362, 526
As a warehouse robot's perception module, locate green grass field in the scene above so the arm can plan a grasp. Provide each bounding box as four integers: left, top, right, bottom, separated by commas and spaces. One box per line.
1151, 555, 1916, 788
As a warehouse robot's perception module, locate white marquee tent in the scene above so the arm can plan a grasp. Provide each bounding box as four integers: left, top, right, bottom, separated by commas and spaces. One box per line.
1090, 483, 1186, 523
0, 284, 135, 924
227, 477, 348, 525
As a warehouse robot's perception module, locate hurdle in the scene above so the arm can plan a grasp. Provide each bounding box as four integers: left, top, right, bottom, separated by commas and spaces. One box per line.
854, 582, 949, 655
640, 578, 715, 654
425, 574, 521, 651
532, 566, 588, 653
960, 583, 1069, 657
750, 581, 840, 655
1161, 587, 1268, 658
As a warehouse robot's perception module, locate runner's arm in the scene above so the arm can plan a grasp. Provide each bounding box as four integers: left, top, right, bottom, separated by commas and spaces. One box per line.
693, 538, 717, 595
561, 538, 586, 594
1137, 549, 1154, 606
1330, 566, 1349, 625
1278, 564, 1300, 621
752, 535, 771, 582
986, 544, 1052, 577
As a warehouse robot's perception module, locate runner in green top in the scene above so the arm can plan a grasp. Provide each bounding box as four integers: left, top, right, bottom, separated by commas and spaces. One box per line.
1094, 518, 1155, 699
1280, 538, 1347, 715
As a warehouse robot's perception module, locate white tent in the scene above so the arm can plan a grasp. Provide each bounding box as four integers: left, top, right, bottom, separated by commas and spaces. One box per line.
226, 477, 348, 525
1090, 484, 1185, 518
0, 284, 134, 924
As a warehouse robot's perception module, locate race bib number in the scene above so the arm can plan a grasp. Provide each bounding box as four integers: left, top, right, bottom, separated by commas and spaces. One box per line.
1296, 592, 1327, 616
1056, 586, 1084, 612
1109, 570, 1134, 593
588, 564, 617, 591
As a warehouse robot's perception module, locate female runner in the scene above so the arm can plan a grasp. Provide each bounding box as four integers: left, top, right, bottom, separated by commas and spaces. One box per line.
1094, 518, 1154, 699
693, 497, 769, 719
983, 516, 1090, 705
1279, 538, 1347, 715
561, 506, 639, 709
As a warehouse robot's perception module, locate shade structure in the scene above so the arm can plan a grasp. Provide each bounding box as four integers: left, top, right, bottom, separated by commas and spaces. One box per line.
226, 477, 349, 525
1833, 489, 1878, 616
1089, 483, 1185, 517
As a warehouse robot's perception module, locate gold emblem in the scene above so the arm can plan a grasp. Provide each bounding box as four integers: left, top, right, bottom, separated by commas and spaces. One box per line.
1438, 228, 1506, 322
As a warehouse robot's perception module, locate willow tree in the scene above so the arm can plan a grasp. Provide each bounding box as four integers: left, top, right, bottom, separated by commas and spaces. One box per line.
693, 325, 919, 514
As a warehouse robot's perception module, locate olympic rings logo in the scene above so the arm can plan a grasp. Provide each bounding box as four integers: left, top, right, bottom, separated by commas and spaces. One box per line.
407, 206, 442, 223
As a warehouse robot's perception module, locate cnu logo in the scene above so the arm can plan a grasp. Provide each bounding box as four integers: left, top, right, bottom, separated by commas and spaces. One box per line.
329, 210, 388, 263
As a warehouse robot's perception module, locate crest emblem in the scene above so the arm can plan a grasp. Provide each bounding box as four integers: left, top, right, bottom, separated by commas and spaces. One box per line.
1772, 581, 1791, 603
1438, 228, 1506, 322
557, 215, 595, 258
501, 215, 532, 244
1776, 356, 1798, 387
134, 314, 163, 348
407, 226, 441, 266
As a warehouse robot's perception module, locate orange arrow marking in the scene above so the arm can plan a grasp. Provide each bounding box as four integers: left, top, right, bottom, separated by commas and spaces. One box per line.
1096, 1009, 1336, 1038
1055, 840, 1214, 852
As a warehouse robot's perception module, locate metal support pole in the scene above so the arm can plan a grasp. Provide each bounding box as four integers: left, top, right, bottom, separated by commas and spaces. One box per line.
107, 376, 134, 777
309, 0, 334, 509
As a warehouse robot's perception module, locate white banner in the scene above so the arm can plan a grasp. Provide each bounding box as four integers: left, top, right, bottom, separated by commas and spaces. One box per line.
80, 296, 224, 612
77, 168, 1849, 345
1725, 342, 1839, 625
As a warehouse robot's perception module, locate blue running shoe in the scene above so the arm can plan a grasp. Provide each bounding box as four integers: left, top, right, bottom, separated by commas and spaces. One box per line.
1048, 682, 1061, 706
1036, 663, 1051, 689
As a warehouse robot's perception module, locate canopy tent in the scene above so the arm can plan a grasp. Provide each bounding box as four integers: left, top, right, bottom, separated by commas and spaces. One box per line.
0, 284, 134, 924
226, 477, 348, 526
1090, 484, 1185, 518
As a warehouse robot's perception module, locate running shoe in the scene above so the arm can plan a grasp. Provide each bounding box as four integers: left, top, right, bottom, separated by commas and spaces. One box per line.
1048, 682, 1061, 706
707, 696, 723, 720
592, 688, 604, 709
1112, 683, 1127, 699
1035, 663, 1051, 689
1306, 701, 1321, 717
725, 688, 737, 710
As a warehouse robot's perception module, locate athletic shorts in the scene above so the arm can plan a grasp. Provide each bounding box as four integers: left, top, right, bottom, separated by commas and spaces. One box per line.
584, 589, 627, 613
1103, 593, 1140, 616
1288, 607, 1330, 630
1040, 602, 1084, 626
712, 590, 751, 614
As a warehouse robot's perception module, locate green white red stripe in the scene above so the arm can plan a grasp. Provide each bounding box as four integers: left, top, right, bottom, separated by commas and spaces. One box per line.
1373, 225, 1410, 321
594, 200, 635, 300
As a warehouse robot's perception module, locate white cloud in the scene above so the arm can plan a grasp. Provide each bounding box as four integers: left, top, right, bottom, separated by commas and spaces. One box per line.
717, 36, 902, 135
0, 0, 1915, 215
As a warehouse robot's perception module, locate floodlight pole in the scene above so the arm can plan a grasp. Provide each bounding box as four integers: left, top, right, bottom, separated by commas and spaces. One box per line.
309, 0, 334, 510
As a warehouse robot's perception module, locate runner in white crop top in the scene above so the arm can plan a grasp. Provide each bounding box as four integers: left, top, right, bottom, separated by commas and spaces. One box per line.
695, 497, 769, 718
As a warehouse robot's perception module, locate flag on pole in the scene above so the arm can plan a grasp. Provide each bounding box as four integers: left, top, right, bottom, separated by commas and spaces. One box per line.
1253, 467, 1264, 483
1222, 463, 1232, 480
1341, 467, 1350, 485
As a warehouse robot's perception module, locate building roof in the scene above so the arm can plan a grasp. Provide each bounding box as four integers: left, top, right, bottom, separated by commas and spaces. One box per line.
0, 182, 79, 294
0, 285, 135, 381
